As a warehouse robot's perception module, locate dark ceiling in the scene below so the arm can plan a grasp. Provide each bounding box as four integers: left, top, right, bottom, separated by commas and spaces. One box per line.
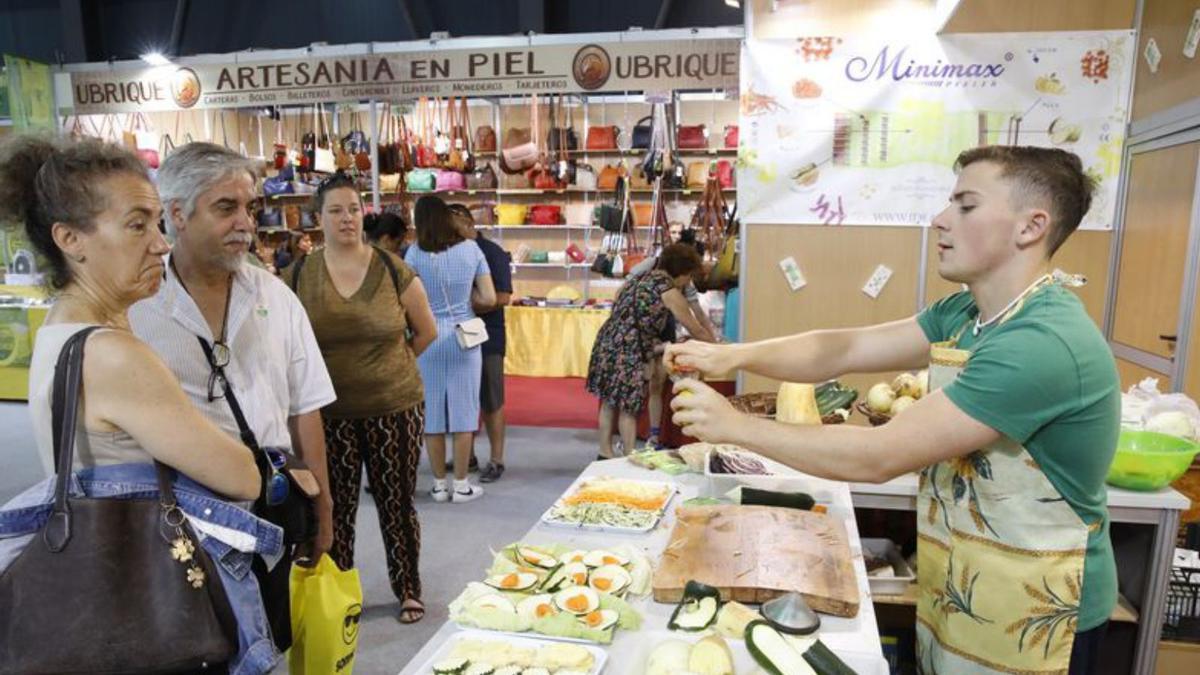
0, 0, 744, 65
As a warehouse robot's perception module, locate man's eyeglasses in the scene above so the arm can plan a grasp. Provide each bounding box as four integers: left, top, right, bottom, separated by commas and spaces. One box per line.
205, 340, 231, 402
263, 448, 290, 506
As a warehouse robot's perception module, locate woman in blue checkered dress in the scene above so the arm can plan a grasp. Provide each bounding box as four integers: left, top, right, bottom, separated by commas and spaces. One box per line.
405, 196, 495, 503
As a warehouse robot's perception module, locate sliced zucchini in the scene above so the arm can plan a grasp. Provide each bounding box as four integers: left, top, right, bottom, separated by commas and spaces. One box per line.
745, 620, 857, 675
463, 664, 494, 675
668, 580, 723, 631
432, 657, 469, 675
539, 564, 571, 593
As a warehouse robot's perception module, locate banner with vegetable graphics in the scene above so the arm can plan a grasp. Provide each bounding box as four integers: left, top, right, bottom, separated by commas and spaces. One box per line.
738, 32, 1134, 229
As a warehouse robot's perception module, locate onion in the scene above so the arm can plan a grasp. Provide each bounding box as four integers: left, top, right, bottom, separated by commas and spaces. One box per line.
890, 396, 917, 416
867, 383, 896, 413
892, 373, 921, 399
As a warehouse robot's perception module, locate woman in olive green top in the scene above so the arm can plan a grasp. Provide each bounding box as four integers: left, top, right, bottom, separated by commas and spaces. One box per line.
286, 173, 437, 624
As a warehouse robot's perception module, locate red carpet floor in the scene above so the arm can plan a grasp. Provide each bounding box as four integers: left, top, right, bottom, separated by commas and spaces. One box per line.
505, 376, 597, 429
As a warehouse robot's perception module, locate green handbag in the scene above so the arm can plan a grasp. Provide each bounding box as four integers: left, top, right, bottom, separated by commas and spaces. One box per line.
528, 250, 550, 263
406, 169, 436, 192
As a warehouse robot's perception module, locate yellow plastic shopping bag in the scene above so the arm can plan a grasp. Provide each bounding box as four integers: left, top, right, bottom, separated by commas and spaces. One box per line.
287, 555, 362, 675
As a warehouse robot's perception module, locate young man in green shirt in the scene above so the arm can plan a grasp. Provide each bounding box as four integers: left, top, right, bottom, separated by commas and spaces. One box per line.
668, 146, 1119, 674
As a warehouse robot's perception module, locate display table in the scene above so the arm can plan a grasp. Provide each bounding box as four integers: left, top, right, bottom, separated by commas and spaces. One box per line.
850, 475, 1191, 675
399, 458, 890, 674
503, 306, 610, 378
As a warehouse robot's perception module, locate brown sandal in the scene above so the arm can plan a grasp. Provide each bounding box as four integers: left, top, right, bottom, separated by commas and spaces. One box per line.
399, 598, 425, 624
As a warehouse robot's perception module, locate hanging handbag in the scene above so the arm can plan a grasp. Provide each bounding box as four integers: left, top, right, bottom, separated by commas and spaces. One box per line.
597, 164, 623, 191
724, 124, 739, 149
432, 98, 452, 158
313, 105, 337, 174
352, 112, 372, 172
575, 163, 598, 190
529, 165, 564, 190
415, 98, 439, 168
631, 115, 654, 149
377, 105, 396, 175
397, 109, 415, 172
632, 202, 654, 227
495, 203, 529, 225
466, 163, 499, 190
529, 204, 563, 225
334, 112, 353, 171
708, 201, 739, 289
475, 125, 497, 153
586, 125, 619, 151
470, 203, 496, 225
599, 176, 631, 233
500, 95, 541, 174
716, 160, 735, 188
546, 96, 578, 152
677, 124, 709, 149
445, 97, 467, 171
406, 168, 437, 192
457, 97, 476, 172
0, 327, 239, 674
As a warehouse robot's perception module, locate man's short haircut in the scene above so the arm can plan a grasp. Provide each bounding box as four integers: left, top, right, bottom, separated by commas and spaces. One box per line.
954, 145, 1095, 257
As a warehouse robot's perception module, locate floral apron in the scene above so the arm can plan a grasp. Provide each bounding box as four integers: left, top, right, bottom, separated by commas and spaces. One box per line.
916, 276, 1094, 674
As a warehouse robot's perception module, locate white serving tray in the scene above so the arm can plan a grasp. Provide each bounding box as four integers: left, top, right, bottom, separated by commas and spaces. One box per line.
407, 628, 608, 674
539, 475, 677, 534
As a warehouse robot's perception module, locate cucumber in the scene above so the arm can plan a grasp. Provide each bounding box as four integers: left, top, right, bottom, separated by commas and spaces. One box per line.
668, 580, 723, 631
432, 657, 469, 675
745, 620, 857, 675
815, 382, 858, 416
740, 487, 816, 511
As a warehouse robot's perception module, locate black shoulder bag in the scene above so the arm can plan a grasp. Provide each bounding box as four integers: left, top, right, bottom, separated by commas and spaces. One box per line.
0, 327, 237, 673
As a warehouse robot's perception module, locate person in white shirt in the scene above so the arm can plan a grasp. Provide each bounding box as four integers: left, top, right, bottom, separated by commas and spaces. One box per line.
129, 142, 336, 652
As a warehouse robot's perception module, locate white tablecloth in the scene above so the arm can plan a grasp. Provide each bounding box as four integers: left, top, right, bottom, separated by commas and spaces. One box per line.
399, 458, 890, 675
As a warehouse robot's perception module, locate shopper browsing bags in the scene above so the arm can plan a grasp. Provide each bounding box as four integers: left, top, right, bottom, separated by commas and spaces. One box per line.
129, 142, 338, 652
286, 173, 438, 625
405, 196, 496, 502
449, 204, 513, 483
366, 210, 412, 258
586, 244, 707, 459
668, 146, 1118, 675
0, 135, 271, 673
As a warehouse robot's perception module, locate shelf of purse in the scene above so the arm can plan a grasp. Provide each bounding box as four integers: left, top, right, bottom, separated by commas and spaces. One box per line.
542, 148, 737, 157
259, 187, 737, 202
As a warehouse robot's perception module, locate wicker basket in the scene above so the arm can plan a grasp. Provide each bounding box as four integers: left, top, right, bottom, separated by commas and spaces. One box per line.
855, 401, 892, 426
728, 392, 849, 425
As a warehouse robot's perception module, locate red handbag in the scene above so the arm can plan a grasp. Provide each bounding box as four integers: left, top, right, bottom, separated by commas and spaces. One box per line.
529, 204, 563, 225
566, 243, 586, 263
716, 160, 734, 188
677, 124, 709, 149
724, 125, 739, 149
529, 165, 564, 190
475, 126, 497, 152
585, 126, 619, 151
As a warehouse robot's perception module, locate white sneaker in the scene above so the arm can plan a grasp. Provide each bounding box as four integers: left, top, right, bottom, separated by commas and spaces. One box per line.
430, 485, 450, 503
452, 483, 484, 504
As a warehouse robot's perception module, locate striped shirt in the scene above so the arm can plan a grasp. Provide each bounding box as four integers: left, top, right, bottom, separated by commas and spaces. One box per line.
128, 257, 336, 449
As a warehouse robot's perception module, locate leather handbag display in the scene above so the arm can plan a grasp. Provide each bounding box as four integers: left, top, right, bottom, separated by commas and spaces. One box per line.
631, 116, 654, 149
546, 96, 579, 152
352, 113, 372, 172
527, 250, 550, 263
0, 327, 238, 674
466, 163, 499, 190
471, 203, 497, 225
475, 125, 497, 153
716, 159, 735, 188
313, 105, 336, 173
529, 204, 563, 225
687, 161, 711, 189
599, 176, 631, 233
496, 203, 529, 226
724, 124, 739, 149
565, 201, 596, 226
632, 202, 654, 227
529, 165, 564, 190
677, 124, 709, 149
575, 163, 598, 190
597, 164, 623, 191
406, 168, 437, 192
436, 169, 466, 191
566, 242, 586, 263
586, 125, 619, 150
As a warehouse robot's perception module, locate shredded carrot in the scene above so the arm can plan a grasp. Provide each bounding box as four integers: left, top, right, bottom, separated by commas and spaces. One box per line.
561, 488, 668, 511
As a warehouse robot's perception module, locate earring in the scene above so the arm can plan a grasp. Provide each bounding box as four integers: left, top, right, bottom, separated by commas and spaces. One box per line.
75, 255, 86, 263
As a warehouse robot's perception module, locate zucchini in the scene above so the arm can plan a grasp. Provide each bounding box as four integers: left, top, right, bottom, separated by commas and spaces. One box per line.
538, 564, 569, 593
432, 657, 469, 675
689, 634, 736, 675
745, 621, 857, 675
668, 580, 723, 631
815, 382, 858, 416
740, 487, 816, 511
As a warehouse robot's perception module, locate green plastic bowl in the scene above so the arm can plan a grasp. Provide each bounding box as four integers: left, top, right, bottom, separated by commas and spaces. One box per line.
1105, 429, 1199, 491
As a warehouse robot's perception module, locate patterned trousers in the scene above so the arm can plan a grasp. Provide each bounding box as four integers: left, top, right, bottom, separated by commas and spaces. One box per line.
323, 405, 425, 602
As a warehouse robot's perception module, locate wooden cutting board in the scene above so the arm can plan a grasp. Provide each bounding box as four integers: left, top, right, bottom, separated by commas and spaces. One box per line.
652, 504, 860, 617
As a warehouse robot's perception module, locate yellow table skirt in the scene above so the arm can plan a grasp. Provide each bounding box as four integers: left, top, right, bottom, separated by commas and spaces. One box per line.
503, 306, 611, 378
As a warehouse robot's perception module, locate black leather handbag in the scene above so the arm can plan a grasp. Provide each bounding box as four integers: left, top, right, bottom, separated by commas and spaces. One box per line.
0, 327, 238, 674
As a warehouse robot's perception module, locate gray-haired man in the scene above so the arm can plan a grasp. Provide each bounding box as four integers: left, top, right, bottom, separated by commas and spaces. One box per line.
129, 142, 336, 651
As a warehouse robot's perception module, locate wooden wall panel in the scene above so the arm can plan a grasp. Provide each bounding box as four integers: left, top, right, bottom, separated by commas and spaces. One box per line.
1111, 140, 1199, 358
923, 230, 1113, 327
742, 225, 923, 396
1132, 0, 1200, 123
1184, 263, 1200, 401
942, 0, 1135, 33
1116, 356, 1170, 390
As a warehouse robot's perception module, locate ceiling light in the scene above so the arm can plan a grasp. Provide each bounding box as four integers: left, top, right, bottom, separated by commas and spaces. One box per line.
140, 52, 172, 67
725, 0, 741, 7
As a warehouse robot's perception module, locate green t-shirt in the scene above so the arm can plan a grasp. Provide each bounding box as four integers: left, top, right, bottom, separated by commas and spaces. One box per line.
917, 285, 1120, 631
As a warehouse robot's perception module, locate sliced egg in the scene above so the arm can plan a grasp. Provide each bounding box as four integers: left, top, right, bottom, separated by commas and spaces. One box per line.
582, 549, 628, 568
562, 549, 589, 565
516, 546, 559, 569
587, 564, 632, 595
470, 593, 517, 614
483, 572, 539, 592
553, 585, 600, 616
516, 593, 557, 622
561, 561, 590, 588
579, 608, 620, 631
